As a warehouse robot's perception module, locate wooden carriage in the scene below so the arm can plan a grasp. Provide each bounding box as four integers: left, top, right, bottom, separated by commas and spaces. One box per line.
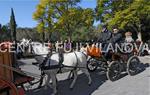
0, 49, 34, 95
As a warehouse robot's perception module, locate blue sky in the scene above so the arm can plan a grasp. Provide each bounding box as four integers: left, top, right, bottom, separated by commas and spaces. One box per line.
0, 0, 98, 28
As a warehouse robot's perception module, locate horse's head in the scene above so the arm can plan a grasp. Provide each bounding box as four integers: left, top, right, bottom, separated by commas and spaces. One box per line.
31, 42, 49, 56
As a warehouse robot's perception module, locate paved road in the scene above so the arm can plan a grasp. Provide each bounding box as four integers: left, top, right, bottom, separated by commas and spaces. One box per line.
18, 56, 150, 95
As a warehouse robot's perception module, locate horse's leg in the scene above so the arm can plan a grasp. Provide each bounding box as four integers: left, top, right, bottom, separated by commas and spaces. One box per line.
67, 70, 74, 80
70, 70, 78, 89
81, 68, 92, 85
49, 72, 57, 95
44, 73, 51, 89
37, 74, 44, 88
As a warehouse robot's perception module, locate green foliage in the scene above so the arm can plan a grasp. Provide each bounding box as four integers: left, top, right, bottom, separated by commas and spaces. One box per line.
33, 0, 94, 41
109, 0, 150, 29
16, 28, 42, 41
49, 26, 97, 42
72, 26, 96, 41
96, 0, 150, 41
0, 24, 11, 42
96, 0, 133, 23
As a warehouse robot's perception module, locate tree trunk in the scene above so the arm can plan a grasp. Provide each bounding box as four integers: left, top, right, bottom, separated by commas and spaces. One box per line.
137, 24, 142, 42
42, 31, 45, 42
68, 31, 71, 42
49, 32, 52, 41
137, 31, 142, 41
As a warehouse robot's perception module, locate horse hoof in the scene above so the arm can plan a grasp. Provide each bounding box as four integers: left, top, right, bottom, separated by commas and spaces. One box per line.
69, 87, 73, 90
51, 91, 57, 95
88, 82, 92, 86
88, 83, 92, 86
44, 86, 48, 90
51, 93, 56, 95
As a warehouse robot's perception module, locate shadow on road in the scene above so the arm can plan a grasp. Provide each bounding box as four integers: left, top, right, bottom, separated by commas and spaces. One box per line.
24, 57, 150, 95
116, 63, 150, 81
26, 70, 107, 95
134, 63, 150, 75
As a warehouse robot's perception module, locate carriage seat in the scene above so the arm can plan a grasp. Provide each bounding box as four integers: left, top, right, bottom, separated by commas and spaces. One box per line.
86, 46, 102, 58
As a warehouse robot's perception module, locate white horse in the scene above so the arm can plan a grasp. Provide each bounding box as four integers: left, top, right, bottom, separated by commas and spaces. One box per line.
31, 42, 92, 95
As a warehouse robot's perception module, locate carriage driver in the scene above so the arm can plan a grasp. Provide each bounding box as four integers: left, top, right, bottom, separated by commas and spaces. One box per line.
97, 25, 112, 43
109, 26, 123, 44
104, 26, 123, 61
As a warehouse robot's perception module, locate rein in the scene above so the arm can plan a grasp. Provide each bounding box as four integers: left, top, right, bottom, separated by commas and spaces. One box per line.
81, 52, 88, 59
39, 52, 88, 72
74, 52, 79, 70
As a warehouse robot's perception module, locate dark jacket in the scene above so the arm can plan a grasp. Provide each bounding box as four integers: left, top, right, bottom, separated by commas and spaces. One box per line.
98, 29, 112, 43
109, 32, 123, 44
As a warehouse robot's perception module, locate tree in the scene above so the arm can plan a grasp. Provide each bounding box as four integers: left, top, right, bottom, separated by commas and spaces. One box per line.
109, 0, 150, 41
0, 24, 11, 41
16, 27, 42, 41
96, 0, 150, 41
71, 26, 97, 41
0, 24, 2, 38
10, 8, 17, 42
0, 24, 2, 31
33, 0, 94, 41
96, 0, 133, 23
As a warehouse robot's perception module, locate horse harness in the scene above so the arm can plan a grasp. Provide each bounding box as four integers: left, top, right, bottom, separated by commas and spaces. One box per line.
58, 52, 80, 73
81, 52, 88, 59
40, 52, 87, 73
73, 52, 79, 70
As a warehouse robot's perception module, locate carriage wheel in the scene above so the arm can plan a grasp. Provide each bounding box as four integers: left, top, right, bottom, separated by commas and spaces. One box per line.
106, 61, 122, 81
127, 56, 141, 76
0, 78, 18, 95
87, 58, 98, 72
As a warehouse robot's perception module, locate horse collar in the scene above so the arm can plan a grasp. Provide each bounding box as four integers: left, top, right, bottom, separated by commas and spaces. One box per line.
81, 52, 88, 59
